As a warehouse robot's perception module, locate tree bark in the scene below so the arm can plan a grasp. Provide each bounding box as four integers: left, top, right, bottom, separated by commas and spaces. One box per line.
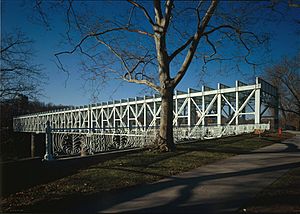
156, 87, 176, 152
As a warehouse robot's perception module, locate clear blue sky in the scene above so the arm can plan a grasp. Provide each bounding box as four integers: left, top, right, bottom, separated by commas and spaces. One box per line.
1, 0, 299, 106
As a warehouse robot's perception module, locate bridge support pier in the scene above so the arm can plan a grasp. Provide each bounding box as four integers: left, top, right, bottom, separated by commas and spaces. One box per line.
31, 133, 35, 157
44, 121, 54, 161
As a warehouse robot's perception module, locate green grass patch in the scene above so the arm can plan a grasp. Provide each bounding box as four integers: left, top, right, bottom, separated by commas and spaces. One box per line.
240, 167, 300, 214
0, 132, 293, 212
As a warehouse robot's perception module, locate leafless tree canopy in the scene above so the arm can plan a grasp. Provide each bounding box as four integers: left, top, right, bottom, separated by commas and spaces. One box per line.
33, 1, 272, 91
265, 53, 300, 117
33, 0, 282, 150
0, 31, 45, 101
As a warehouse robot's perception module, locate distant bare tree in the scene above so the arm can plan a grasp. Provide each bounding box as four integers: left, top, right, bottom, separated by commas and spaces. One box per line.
35, 0, 275, 151
265, 53, 300, 129
0, 31, 45, 101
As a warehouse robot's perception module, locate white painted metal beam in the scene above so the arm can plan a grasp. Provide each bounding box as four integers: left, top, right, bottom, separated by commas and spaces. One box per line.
13, 78, 278, 138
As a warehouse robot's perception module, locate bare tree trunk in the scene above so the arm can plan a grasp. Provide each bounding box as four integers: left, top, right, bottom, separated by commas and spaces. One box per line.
155, 87, 176, 152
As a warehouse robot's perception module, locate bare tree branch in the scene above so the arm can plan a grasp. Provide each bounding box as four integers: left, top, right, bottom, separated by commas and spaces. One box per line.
125, 78, 160, 92
169, 36, 193, 61
94, 36, 131, 74
127, 0, 155, 26
55, 27, 153, 59
265, 53, 300, 122
153, 0, 163, 24
1, 31, 45, 101
203, 24, 267, 66
127, 5, 136, 26
278, 107, 300, 116
163, 0, 174, 31
0, 39, 31, 54
204, 34, 217, 58
34, 0, 51, 29
203, 24, 235, 35
172, 0, 218, 87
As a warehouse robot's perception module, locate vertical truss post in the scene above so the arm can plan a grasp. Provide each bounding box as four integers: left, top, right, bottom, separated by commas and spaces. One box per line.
153, 95, 157, 128
127, 98, 130, 129
63, 111, 65, 129
187, 88, 191, 128
217, 83, 222, 126
235, 80, 239, 125
79, 109, 81, 129
113, 101, 116, 129
101, 107, 104, 129
31, 133, 35, 158
71, 111, 73, 128
88, 105, 92, 133
135, 97, 137, 128
144, 96, 147, 131
255, 77, 261, 124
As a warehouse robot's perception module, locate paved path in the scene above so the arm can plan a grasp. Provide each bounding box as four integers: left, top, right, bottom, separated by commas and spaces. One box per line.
96, 133, 300, 214
37, 133, 300, 214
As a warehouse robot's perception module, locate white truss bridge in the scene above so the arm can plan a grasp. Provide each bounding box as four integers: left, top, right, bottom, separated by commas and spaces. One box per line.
13, 77, 278, 159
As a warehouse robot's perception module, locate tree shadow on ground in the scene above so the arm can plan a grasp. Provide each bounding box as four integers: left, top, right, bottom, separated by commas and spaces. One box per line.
24, 160, 300, 213
1, 149, 140, 196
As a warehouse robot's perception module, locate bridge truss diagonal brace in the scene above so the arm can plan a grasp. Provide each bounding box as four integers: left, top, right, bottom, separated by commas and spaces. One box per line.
14, 77, 278, 139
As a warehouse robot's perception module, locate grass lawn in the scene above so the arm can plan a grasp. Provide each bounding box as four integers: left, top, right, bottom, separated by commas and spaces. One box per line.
0, 132, 294, 212
240, 166, 300, 214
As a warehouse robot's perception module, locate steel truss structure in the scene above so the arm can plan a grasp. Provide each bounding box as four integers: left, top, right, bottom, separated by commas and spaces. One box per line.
13, 77, 278, 158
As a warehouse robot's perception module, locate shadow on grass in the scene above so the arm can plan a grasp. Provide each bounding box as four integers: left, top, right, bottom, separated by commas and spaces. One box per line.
2, 133, 296, 212
25, 161, 300, 214
0, 149, 140, 196
239, 167, 300, 214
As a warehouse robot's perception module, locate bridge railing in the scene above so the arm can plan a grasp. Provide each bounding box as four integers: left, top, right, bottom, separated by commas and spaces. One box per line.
43, 122, 270, 160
